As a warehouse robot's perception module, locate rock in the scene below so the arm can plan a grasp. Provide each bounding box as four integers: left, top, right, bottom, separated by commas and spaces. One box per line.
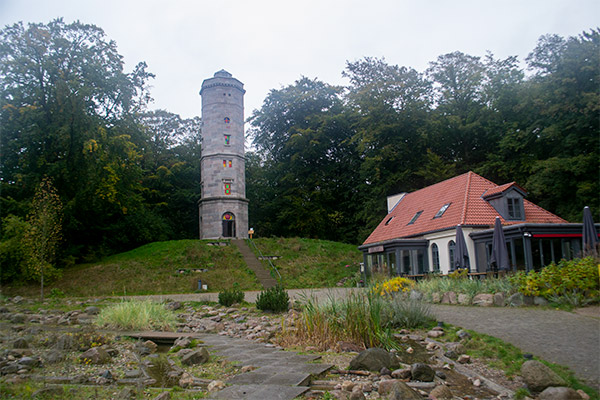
181, 348, 209, 365
441, 292, 457, 304
538, 386, 582, 400
380, 380, 422, 399
117, 387, 137, 400
458, 293, 470, 305
11, 296, 24, 304
473, 378, 481, 387
18, 356, 38, 367
508, 293, 524, 307
124, 369, 142, 378
165, 301, 182, 311
101, 345, 119, 357
411, 363, 435, 382
337, 341, 364, 353
534, 296, 549, 306
80, 347, 111, 364
391, 367, 411, 379
577, 389, 590, 400
207, 380, 226, 392
379, 367, 391, 377
349, 348, 398, 371
153, 392, 171, 400
12, 338, 28, 349
426, 342, 438, 351
32, 386, 64, 398
427, 330, 444, 338
429, 384, 453, 399
444, 350, 458, 360
472, 294, 494, 307
173, 337, 192, 349
43, 350, 65, 364
435, 370, 446, 380
178, 372, 195, 388
432, 293, 441, 303
10, 314, 26, 323
456, 330, 471, 340
0, 306, 9, 313
493, 292, 505, 306
457, 354, 470, 364
341, 380, 356, 391
100, 369, 113, 380
349, 387, 366, 400
445, 342, 465, 355
85, 306, 101, 315
144, 340, 158, 353
53, 333, 76, 351
521, 360, 567, 392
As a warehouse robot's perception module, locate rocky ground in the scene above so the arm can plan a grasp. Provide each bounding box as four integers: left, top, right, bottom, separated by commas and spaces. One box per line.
0, 295, 593, 399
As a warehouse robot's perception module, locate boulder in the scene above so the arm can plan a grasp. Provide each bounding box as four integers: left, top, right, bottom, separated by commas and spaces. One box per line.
521, 360, 567, 392
165, 301, 182, 311
441, 292, 457, 304
457, 330, 471, 340
380, 380, 422, 399
472, 294, 494, 307
207, 380, 226, 392
534, 296, 549, 306
349, 386, 366, 400
53, 334, 76, 351
538, 386, 582, 400
457, 354, 470, 364
85, 306, 101, 315
12, 338, 29, 349
411, 363, 435, 382
181, 348, 209, 366
432, 293, 441, 303
10, 314, 26, 323
144, 340, 158, 354
507, 293, 524, 307
43, 350, 65, 364
445, 342, 465, 355
493, 292, 505, 306
427, 330, 444, 338
80, 347, 111, 364
458, 293, 470, 305
429, 384, 453, 399
391, 367, 411, 379
349, 348, 398, 371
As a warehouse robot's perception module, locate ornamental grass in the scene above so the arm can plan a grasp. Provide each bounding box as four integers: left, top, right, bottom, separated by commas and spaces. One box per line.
95, 300, 178, 331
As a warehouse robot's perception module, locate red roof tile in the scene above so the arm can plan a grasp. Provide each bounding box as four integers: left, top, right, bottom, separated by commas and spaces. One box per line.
363, 172, 566, 245
482, 182, 527, 198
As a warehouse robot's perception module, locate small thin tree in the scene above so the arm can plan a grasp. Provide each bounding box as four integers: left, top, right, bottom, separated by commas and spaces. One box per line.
23, 177, 63, 300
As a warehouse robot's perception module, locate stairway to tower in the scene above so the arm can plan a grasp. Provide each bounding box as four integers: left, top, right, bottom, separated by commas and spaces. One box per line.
232, 240, 278, 289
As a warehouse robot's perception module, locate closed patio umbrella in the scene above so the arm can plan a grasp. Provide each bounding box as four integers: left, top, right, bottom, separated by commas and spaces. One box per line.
582, 206, 598, 256
490, 217, 510, 271
453, 225, 470, 270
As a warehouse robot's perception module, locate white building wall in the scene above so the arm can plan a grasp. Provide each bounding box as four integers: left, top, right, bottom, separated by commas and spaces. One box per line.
423, 227, 479, 274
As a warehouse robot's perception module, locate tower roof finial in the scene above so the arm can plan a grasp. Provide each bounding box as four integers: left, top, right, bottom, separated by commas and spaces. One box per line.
214, 69, 232, 78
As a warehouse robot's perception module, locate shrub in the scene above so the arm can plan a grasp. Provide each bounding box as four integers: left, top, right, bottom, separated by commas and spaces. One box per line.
256, 285, 289, 312
95, 300, 178, 331
218, 283, 244, 307
372, 276, 414, 297
510, 257, 599, 304
384, 298, 434, 329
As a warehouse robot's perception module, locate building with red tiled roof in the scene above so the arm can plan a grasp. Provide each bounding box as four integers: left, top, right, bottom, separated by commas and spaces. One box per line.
359, 172, 595, 276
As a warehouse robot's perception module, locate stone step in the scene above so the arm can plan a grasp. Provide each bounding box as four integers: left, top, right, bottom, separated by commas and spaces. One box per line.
232, 240, 279, 289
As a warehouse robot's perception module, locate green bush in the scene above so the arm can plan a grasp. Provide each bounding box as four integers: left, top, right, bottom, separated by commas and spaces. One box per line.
510, 257, 599, 305
218, 283, 244, 307
256, 285, 289, 312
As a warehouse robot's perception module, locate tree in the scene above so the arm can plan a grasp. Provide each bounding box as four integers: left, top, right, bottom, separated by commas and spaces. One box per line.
22, 177, 63, 300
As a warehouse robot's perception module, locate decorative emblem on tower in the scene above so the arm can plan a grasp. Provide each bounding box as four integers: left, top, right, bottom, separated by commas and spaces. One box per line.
198, 70, 249, 239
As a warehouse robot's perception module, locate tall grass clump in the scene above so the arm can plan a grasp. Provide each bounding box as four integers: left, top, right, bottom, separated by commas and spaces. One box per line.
384, 297, 434, 329
95, 300, 178, 331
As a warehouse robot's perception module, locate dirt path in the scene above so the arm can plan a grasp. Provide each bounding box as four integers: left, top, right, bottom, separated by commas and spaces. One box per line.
430, 304, 600, 391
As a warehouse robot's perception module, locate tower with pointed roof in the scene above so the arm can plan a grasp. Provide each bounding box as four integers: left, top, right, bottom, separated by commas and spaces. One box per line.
198, 70, 248, 239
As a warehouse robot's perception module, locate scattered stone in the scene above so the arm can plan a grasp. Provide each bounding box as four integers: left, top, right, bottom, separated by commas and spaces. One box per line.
435, 370, 446, 380
0, 306, 9, 313
432, 293, 441, 303
349, 348, 398, 371
207, 380, 226, 392
507, 293, 524, 307
441, 292, 457, 304
117, 387, 137, 400
100, 369, 113, 380
444, 350, 458, 360
429, 384, 453, 399
411, 363, 435, 382
538, 386, 582, 400
178, 372, 195, 388
337, 341, 364, 353
473, 378, 481, 387
342, 380, 356, 391
12, 338, 28, 349
391, 367, 411, 379
493, 292, 505, 306
380, 380, 422, 399
18, 356, 38, 367
457, 293, 470, 305
456, 330, 471, 340
406, 347, 414, 353
521, 360, 567, 392
80, 347, 111, 364
85, 306, 101, 315
181, 348, 209, 366
457, 354, 471, 364
32, 386, 64, 398
472, 294, 494, 307
427, 330, 444, 338
153, 392, 171, 400
446, 342, 465, 355
172, 337, 192, 349
165, 301, 182, 311
43, 349, 65, 364
379, 367, 391, 377
124, 369, 142, 378
349, 386, 366, 400
144, 340, 158, 353
426, 342, 438, 351
11, 296, 24, 304
577, 389, 590, 400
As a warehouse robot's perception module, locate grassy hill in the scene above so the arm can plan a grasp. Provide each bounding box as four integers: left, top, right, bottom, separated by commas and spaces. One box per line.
2, 238, 362, 297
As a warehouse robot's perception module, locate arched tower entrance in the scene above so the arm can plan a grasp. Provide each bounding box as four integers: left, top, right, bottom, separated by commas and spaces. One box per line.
198, 70, 249, 239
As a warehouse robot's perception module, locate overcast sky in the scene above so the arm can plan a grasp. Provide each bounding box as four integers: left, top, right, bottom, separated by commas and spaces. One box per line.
1, 0, 598, 120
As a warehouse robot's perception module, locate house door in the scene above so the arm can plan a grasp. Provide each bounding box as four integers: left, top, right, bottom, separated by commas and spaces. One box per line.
222, 212, 236, 237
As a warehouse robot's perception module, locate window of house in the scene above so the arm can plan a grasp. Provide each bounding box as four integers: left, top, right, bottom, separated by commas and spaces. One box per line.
224, 183, 232, 195
431, 243, 440, 272
434, 203, 451, 218
385, 216, 394, 226
407, 210, 423, 225
507, 197, 523, 220
448, 240, 456, 269
224, 134, 231, 145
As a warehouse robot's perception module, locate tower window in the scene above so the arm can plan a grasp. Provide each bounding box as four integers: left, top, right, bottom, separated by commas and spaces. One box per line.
224, 134, 231, 145
224, 117, 230, 124
224, 183, 232, 195
223, 160, 232, 168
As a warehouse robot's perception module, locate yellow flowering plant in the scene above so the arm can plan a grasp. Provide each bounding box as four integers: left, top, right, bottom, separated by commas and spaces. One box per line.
372, 276, 415, 297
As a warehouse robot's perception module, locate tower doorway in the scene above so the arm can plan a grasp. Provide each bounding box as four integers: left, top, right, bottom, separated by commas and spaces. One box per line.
222, 212, 236, 237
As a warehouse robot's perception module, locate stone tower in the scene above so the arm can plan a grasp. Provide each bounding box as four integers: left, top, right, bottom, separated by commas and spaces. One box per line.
198, 70, 248, 239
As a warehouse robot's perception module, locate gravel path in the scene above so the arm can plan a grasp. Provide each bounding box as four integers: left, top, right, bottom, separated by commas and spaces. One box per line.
126, 289, 599, 390
430, 304, 600, 391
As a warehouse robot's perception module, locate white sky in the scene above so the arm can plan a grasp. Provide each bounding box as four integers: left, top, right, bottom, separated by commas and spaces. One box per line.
0, 0, 598, 120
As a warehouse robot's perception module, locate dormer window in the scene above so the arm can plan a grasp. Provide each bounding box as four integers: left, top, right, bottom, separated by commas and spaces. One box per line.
434, 203, 451, 219
507, 197, 523, 220
385, 216, 395, 226
408, 211, 423, 225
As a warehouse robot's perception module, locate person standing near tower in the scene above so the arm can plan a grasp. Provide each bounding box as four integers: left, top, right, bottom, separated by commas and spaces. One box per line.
198, 70, 249, 239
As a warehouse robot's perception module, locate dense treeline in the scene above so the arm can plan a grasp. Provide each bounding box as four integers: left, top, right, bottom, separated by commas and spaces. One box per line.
248, 30, 599, 242
0, 19, 598, 284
